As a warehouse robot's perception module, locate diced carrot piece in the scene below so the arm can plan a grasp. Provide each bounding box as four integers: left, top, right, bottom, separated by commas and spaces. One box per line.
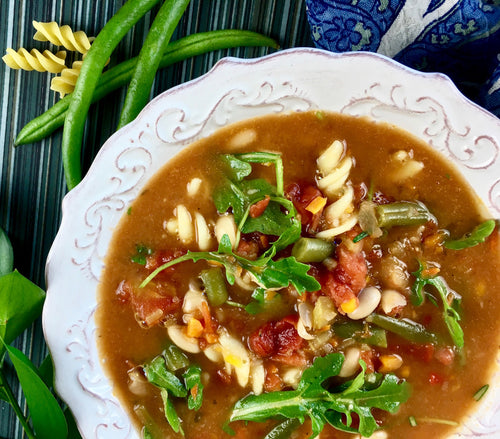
305, 196, 327, 214
186, 318, 204, 338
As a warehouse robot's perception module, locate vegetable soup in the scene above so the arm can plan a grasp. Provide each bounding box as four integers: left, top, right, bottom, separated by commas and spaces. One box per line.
96, 111, 500, 439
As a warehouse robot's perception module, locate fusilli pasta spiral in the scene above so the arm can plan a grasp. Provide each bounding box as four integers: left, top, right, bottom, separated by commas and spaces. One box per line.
165, 205, 214, 251
315, 140, 358, 240
32, 21, 93, 54
2, 48, 66, 73
50, 60, 82, 97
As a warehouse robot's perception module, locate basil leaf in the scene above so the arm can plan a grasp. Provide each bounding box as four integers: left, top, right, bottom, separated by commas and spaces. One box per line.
0, 270, 45, 354
144, 356, 187, 398
2, 342, 68, 439
183, 364, 204, 411
444, 219, 496, 250
0, 226, 13, 277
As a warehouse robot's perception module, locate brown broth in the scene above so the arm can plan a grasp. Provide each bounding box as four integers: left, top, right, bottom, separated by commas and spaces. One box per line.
96, 111, 500, 439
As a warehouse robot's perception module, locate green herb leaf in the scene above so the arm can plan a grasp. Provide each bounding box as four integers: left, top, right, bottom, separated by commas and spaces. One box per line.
131, 244, 153, 265
0, 270, 45, 355
411, 263, 464, 349
144, 356, 187, 398
2, 342, 68, 439
0, 226, 14, 277
141, 241, 320, 305
229, 353, 411, 438
183, 365, 204, 410
444, 219, 496, 250
160, 389, 184, 435
473, 384, 489, 401
220, 154, 253, 181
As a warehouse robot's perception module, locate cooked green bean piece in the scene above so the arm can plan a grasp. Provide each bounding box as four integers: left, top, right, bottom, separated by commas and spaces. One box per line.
366, 313, 438, 344
333, 320, 387, 348
201, 267, 228, 306
376, 201, 435, 228
264, 418, 301, 439
163, 343, 189, 372
291, 237, 334, 263
15, 31, 278, 146
117, 0, 191, 129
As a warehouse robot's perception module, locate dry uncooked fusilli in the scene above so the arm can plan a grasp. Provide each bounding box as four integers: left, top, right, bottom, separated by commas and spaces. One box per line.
316, 140, 358, 240
50, 60, 82, 97
32, 21, 93, 54
2, 48, 66, 73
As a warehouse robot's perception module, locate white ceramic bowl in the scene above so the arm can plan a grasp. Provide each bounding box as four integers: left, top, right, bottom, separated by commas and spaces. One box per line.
43, 48, 500, 438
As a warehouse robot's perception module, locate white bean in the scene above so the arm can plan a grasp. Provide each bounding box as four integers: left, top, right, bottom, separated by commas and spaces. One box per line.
380, 289, 407, 314
339, 347, 361, 377
347, 286, 381, 320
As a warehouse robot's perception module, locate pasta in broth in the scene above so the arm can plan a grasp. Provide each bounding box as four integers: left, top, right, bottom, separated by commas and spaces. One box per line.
96, 112, 500, 439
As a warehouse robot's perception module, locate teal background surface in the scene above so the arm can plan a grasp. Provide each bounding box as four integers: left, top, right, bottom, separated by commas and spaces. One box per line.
0, 1, 313, 436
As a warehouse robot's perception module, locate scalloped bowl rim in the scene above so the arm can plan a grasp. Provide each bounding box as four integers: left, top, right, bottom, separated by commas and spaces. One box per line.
43, 47, 500, 439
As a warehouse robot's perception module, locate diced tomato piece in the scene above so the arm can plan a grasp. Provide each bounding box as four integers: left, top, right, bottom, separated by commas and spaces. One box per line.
248, 317, 303, 358
434, 346, 455, 366
235, 240, 260, 260
249, 195, 271, 218
116, 280, 181, 327
285, 182, 325, 232
320, 245, 367, 310
145, 249, 187, 273
264, 362, 283, 392
429, 372, 444, 385
116, 280, 132, 304
236, 232, 271, 260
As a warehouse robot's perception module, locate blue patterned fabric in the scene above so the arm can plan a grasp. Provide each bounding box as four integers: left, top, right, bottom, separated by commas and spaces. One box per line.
305, 0, 500, 118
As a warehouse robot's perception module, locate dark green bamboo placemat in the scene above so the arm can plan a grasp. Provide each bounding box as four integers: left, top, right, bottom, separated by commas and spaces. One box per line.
0, 0, 313, 436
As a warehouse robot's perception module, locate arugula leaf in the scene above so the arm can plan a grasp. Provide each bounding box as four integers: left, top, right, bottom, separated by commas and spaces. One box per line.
230, 353, 411, 438
214, 152, 298, 253
220, 154, 253, 181
141, 235, 320, 302
411, 262, 464, 349
2, 341, 68, 439
144, 356, 187, 398
0, 270, 45, 355
183, 364, 204, 410
160, 389, 184, 435
444, 219, 496, 250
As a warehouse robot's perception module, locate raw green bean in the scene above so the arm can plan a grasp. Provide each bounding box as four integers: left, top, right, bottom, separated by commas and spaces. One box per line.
62, 0, 162, 190
366, 313, 438, 344
332, 320, 387, 348
117, 0, 191, 129
291, 237, 334, 263
0, 226, 14, 277
376, 201, 435, 228
163, 343, 189, 372
15, 30, 278, 146
200, 267, 228, 306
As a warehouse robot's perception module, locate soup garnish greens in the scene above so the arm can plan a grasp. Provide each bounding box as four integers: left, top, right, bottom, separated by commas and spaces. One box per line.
96, 111, 499, 439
